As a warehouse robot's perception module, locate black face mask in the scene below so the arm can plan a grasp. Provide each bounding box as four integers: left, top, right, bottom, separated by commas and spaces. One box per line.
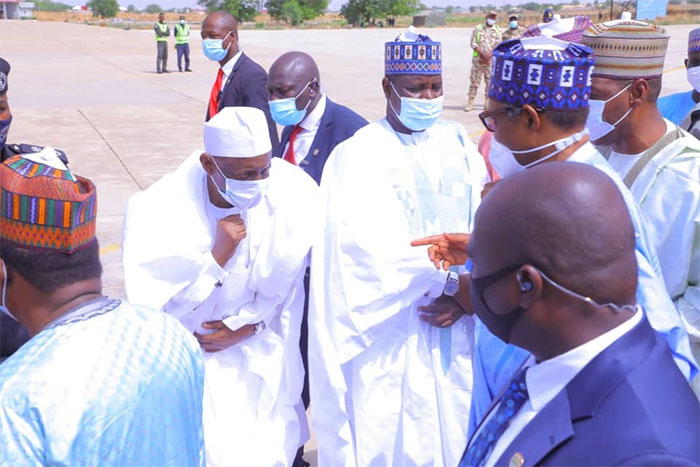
470, 264, 527, 343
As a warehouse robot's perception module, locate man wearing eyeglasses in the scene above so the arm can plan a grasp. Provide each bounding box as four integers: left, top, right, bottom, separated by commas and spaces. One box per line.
412, 36, 696, 436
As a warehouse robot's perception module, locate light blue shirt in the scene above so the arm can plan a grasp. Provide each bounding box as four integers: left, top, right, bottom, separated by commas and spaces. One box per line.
0, 298, 205, 465
468, 142, 698, 435
658, 91, 696, 125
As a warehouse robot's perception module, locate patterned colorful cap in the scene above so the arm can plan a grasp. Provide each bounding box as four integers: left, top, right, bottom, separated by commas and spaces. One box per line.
488, 37, 594, 110
385, 26, 441, 76
523, 16, 593, 44
689, 27, 700, 54
581, 20, 669, 79
0, 149, 97, 253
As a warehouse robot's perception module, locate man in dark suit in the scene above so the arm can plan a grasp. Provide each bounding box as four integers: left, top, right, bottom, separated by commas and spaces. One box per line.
201, 11, 278, 147
460, 162, 699, 467
268, 51, 367, 184
267, 51, 367, 467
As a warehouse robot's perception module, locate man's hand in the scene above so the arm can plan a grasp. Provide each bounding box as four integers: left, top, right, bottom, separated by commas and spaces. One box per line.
419, 295, 466, 328
211, 214, 246, 267
194, 320, 255, 353
410, 233, 470, 270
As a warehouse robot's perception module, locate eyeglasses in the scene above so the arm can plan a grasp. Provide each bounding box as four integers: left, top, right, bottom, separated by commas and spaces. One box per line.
478, 105, 545, 132
478, 106, 519, 132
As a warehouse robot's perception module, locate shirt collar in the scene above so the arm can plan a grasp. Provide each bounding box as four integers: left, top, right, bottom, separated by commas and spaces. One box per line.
221, 50, 243, 77
525, 309, 643, 411
300, 94, 327, 132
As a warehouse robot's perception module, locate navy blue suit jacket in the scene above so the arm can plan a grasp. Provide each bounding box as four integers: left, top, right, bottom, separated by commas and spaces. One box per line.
273, 98, 367, 184
206, 53, 279, 148
466, 316, 700, 466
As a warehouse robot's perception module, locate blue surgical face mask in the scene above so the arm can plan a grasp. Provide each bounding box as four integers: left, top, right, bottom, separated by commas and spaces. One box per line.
0, 261, 17, 322
268, 81, 312, 126
202, 32, 231, 62
586, 83, 633, 142
509, 20, 518, 28
388, 81, 443, 132
492, 130, 588, 177
0, 116, 12, 150
210, 157, 268, 210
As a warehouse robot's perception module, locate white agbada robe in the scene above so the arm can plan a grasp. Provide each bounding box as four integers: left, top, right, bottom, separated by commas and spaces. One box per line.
310, 118, 488, 467
604, 121, 700, 368
123, 153, 319, 466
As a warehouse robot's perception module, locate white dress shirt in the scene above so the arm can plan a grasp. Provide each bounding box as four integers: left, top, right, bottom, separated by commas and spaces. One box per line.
220, 50, 243, 80
282, 94, 327, 164
476, 310, 643, 467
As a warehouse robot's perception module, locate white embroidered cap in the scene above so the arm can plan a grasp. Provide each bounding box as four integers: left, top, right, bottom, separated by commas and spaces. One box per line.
204, 106, 272, 158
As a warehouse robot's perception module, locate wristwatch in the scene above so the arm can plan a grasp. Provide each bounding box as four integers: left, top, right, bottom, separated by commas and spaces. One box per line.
443, 271, 460, 297
253, 321, 266, 335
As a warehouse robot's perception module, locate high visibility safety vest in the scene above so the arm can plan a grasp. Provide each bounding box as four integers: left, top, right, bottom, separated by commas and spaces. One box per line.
155, 22, 169, 42
174, 23, 190, 44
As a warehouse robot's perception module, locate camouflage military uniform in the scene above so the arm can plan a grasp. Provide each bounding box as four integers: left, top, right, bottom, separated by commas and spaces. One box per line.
502, 26, 527, 41
467, 23, 503, 110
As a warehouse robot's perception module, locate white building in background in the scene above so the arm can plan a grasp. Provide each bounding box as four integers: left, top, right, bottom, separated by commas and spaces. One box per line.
1, 0, 34, 18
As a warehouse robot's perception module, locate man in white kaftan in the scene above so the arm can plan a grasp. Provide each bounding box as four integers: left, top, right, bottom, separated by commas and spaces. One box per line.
583, 22, 700, 374
309, 28, 488, 467
123, 107, 319, 466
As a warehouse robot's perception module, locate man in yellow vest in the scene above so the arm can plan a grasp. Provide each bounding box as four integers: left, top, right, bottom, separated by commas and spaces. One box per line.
175, 15, 192, 72
154, 12, 170, 74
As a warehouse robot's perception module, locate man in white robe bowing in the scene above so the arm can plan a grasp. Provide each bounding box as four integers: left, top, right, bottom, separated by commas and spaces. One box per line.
309, 27, 488, 467
122, 106, 319, 466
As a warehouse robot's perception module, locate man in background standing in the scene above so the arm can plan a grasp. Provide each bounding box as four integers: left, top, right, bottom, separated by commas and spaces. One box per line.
466, 11, 501, 112
658, 27, 700, 138
175, 15, 192, 73
201, 11, 278, 147
154, 12, 170, 74
501, 15, 525, 41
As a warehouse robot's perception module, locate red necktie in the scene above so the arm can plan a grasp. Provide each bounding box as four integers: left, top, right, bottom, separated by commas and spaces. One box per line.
208, 68, 224, 119
283, 126, 303, 165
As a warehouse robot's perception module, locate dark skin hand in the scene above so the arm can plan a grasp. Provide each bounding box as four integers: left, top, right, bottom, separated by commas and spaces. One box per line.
194, 320, 256, 352
419, 295, 466, 327
411, 233, 470, 270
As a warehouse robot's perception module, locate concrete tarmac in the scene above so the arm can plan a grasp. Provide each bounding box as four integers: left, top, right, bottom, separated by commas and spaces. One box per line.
2, 21, 697, 296
1, 19, 697, 465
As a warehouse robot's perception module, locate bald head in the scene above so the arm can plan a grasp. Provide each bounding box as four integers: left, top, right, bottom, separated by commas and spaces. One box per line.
469, 162, 638, 357
203, 11, 238, 32
268, 52, 322, 118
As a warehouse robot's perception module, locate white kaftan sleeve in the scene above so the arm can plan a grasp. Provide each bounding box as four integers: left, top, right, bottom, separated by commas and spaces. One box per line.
0, 407, 45, 464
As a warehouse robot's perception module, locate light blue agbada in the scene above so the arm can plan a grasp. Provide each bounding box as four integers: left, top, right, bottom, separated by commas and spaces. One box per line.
0, 298, 205, 465
468, 142, 698, 434
658, 91, 696, 125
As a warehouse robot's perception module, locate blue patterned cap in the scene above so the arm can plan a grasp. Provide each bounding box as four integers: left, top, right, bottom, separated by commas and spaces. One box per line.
488, 37, 594, 110
385, 26, 441, 75
689, 27, 700, 54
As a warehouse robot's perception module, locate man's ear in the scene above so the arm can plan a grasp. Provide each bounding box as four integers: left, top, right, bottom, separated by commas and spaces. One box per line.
200, 153, 214, 176
522, 105, 542, 131
381, 76, 391, 100
517, 264, 543, 309
629, 79, 649, 106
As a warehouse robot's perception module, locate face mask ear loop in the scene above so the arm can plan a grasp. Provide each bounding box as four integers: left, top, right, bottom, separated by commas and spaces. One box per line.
1, 261, 7, 310
387, 81, 402, 119
209, 156, 229, 193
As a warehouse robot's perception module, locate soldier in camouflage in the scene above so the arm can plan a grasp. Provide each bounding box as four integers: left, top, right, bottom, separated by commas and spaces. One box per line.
502, 15, 527, 41
466, 11, 502, 112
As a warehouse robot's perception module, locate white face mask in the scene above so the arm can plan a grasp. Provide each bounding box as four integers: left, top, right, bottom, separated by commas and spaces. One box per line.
211, 158, 269, 210
687, 65, 700, 93
586, 83, 633, 142
490, 130, 588, 177
486, 18, 496, 26
0, 261, 17, 322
